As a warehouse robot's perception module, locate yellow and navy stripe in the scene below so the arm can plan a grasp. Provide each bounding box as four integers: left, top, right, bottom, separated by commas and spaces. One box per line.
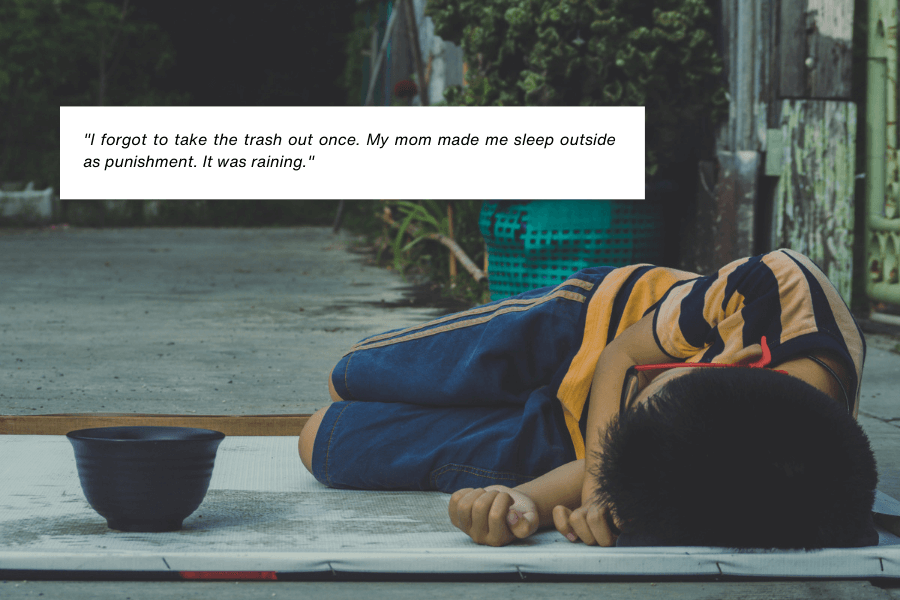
557, 264, 697, 458
348, 278, 595, 355
558, 249, 864, 458
653, 249, 863, 411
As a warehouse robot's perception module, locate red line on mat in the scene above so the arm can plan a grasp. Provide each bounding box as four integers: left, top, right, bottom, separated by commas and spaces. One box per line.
180, 571, 278, 580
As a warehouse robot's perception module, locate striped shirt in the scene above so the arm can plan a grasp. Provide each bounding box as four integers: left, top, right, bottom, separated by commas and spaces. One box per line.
557, 249, 865, 458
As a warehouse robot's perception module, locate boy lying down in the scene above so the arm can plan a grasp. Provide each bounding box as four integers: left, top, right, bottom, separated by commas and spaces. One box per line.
298, 249, 878, 549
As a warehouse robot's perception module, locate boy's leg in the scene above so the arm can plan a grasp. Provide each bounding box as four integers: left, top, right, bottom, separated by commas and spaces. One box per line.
298, 406, 329, 473
305, 268, 613, 491
307, 384, 576, 492
330, 273, 609, 409
328, 366, 344, 402
300, 365, 345, 469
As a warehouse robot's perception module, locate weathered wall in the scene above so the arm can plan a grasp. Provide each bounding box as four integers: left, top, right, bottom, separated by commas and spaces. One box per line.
680, 0, 857, 305
771, 100, 857, 300
779, 0, 854, 99
678, 0, 772, 274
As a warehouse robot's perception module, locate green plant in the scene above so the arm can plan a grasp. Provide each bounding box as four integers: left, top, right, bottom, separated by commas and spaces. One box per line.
425, 0, 727, 176
381, 200, 491, 305
389, 201, 451, 271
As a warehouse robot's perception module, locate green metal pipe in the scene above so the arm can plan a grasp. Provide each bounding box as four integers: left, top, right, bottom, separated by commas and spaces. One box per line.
865, 0, 900, 302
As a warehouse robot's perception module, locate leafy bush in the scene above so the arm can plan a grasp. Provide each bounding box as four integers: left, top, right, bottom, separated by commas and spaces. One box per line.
0, 0, 186, 192
425, 0, 727, 176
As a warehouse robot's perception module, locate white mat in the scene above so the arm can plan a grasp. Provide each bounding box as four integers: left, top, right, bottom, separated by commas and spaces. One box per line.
2, 435, 900, 579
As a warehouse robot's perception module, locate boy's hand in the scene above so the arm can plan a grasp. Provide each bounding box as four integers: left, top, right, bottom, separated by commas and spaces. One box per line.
552, 502, 618, 546
448, 486, 539, 546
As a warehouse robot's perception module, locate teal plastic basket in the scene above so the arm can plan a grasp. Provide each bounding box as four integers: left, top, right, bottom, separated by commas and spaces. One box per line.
479, 201, 662, 300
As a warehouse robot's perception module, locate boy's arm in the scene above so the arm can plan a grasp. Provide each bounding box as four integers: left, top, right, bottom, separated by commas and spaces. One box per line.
502, 308, 674, 519
447, 455, 624, 547
449, 311, 670, 547
515, 459, 620, 547
448, 459, 585, 546
513, 459, 585, 526
580, 311, 670, 504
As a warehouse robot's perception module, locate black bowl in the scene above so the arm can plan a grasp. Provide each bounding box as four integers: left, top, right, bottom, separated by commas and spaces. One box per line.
67, 426, 225, 532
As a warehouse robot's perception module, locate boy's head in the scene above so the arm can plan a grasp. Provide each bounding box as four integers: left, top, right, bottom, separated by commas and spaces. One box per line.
595, 367, 878, 549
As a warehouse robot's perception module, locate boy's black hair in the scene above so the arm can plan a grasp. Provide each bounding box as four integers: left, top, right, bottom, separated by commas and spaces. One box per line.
595, 367, 878, 549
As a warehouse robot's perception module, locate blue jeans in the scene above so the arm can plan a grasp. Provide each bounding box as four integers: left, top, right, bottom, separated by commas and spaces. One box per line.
311, 268, 615, 492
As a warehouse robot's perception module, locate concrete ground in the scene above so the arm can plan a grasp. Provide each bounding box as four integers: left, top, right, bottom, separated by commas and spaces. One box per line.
0, 227, 442, 416
2, 226, 900, 599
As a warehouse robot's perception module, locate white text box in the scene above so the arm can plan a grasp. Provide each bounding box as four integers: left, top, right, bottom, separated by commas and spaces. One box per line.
60, 107, 645, 200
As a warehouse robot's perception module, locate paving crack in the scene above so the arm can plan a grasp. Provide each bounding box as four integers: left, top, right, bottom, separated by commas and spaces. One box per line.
860, 410, 900, 428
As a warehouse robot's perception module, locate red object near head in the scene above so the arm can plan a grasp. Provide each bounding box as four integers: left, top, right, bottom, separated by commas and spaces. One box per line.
393, 79, 418, 99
